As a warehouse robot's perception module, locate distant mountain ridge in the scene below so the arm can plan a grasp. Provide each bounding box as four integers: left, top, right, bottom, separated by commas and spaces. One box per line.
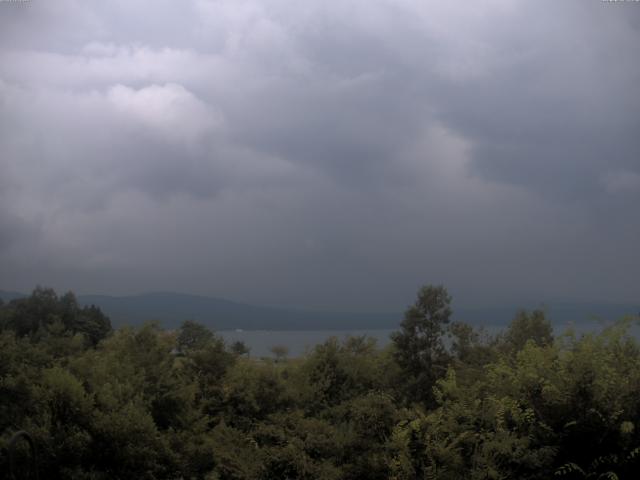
78, 292, 400, 330
0, 290, 397, 330
0, 290, 27, 302
1, 289, 637, 331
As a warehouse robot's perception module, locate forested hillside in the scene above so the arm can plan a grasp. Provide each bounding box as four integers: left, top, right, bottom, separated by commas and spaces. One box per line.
1, 286, 639, 479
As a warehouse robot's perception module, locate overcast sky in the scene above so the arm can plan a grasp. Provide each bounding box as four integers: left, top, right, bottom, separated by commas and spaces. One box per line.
1, 0, 639, 312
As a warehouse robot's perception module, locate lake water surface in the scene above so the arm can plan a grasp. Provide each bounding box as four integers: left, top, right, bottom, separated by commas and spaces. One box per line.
220, 320, 639, 358
219, 329, 395, 357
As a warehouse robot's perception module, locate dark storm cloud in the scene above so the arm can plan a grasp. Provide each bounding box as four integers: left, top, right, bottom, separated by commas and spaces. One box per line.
427, 2, 640, 201
0, 0, 638, 310
0, 208, 37, 253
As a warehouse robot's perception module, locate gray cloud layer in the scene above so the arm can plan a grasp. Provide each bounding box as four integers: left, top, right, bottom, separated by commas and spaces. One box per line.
1, 0, 639, 311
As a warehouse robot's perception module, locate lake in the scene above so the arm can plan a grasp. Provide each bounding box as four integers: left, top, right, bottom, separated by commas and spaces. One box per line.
219, 329, 395, 357
220, 320, 639, 358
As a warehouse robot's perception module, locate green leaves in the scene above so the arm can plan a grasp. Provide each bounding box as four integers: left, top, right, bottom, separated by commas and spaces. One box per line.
501, 309, 554, 355
391, 284, 453, 405
0, 287, 112, 347
2, 286, 640, 479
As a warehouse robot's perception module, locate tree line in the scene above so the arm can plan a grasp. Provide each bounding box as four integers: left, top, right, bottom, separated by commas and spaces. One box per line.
0, 285, 639, 479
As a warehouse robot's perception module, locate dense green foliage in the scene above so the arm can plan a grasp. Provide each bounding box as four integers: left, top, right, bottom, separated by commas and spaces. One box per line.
1, 286, 639, 479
